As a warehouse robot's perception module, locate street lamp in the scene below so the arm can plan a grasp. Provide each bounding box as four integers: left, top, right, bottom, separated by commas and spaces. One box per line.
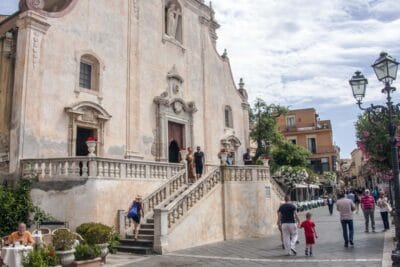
349, 51, 400, 264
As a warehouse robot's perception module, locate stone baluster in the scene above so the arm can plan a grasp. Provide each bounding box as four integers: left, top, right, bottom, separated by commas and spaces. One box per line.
127, 164, 132, 178
116, 163, 121, 178
97, 161, 104, 178
82, 160, 89, 178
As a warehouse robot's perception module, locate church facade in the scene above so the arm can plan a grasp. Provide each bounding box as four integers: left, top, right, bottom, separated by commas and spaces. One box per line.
0, 0, 250, 175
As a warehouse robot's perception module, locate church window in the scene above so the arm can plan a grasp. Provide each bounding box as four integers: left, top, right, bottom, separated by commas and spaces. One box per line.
79, 54, 100, 91
225, 106, 233, 128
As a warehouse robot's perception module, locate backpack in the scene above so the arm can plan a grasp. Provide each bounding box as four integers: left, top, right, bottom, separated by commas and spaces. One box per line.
127, 201, 138, 218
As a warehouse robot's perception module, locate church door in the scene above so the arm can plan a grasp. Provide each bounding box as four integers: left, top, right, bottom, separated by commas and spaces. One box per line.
76, 127, 96, 156
168, 121, 184, 162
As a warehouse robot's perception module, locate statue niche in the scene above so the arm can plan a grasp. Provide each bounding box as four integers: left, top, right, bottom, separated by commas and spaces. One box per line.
165, 0, 182, 43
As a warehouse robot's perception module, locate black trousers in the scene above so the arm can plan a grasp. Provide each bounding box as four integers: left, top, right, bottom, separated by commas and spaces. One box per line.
380, 211, 390, 230
328, 204, 334, 215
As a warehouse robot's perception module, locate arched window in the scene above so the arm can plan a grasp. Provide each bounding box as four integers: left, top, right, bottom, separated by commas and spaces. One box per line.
165, 0, 182, 43
225, 106, 233, 128
79, 54, 100, 91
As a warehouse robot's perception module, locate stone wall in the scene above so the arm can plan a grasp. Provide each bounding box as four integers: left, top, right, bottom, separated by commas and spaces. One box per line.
30, 178, 164, 230
164, 178, 282, 252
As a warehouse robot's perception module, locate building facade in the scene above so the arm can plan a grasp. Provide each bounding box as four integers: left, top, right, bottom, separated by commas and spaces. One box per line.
0, 0, 251, 175
277, 108, 339, 174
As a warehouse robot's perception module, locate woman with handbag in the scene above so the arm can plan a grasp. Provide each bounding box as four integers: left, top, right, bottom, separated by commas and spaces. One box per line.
377, 191, 391, 231
127, 195, 145, 240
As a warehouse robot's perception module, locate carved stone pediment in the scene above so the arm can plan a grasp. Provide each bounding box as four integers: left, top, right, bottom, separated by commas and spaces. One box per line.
221, 135, 241, 151
154, 95, 197, 115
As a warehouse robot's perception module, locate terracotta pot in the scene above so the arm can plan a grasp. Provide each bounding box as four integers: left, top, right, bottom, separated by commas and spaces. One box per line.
56, 249, 75, 267
70, 257, 102, 267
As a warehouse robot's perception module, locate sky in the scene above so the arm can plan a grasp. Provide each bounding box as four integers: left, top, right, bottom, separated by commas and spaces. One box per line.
1, 0, 400, 158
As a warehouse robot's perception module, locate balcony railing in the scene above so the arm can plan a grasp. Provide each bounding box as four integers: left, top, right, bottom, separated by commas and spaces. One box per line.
20, 157, 184, 181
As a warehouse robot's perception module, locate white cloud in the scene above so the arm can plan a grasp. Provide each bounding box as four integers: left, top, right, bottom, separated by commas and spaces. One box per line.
212, 0, 400, 157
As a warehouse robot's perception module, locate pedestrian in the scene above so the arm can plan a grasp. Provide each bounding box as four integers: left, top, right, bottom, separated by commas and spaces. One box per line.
194, 146, 205, 179
226, 152, 234, 165
354, 192, 360, 214
360, 189, 376, 233
277, 195, 301, 256
299, 212, 318, 256
327, 194, 335, 215
336, 192, 356, 247
127, 195, 145, 241
243, 148, 253, 165
377, 192, 391, 231
372, 187, 379, 203
186, 147, 196, 183
347, 190, 355, 203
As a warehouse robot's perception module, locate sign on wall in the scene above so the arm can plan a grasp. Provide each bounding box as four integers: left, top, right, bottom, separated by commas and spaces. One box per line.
265, 186, 271, 198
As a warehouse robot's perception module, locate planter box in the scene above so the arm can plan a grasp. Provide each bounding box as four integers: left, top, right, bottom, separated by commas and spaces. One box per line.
69, 258, 102, 267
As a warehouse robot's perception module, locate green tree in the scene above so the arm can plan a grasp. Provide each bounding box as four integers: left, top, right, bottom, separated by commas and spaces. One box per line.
270, 140, 311, 172
250, 98, 287, 160
355, 110, 400, 172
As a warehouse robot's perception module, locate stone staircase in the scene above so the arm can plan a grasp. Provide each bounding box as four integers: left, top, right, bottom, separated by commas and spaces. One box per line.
116, 168, 189, 254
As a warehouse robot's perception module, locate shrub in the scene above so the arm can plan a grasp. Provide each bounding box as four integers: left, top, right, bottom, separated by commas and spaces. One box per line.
53, 230, 76, 251
23, 246, 58, 267
108, 230, 120, 254
76, 223, 112, 244
74, 244, 101, 261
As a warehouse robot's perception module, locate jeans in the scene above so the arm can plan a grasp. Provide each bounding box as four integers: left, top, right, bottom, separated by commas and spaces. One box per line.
363, 208, 375, 231
341, 220, 354, 243
281, 223, 298, 255
380, 211, 390, 230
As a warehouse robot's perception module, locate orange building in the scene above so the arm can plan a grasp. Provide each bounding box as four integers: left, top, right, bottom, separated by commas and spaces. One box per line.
277, 108, 339, 174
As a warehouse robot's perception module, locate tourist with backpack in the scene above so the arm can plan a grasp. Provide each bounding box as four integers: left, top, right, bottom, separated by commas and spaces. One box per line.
127, 195, 145, 241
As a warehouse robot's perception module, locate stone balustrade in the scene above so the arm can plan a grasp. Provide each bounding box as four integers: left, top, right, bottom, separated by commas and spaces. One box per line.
20, 157, 184, 181
221, 165, 270, 181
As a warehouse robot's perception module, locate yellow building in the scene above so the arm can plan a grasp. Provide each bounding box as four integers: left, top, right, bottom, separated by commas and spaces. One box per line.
277, 108, 339, 174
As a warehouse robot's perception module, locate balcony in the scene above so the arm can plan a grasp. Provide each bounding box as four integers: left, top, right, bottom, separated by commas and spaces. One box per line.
309, 145, 335, 155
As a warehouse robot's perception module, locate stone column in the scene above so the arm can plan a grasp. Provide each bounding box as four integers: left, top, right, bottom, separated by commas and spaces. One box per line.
242, 102, 250, 150
9, 11, 50, 175
153, 208, 169, 254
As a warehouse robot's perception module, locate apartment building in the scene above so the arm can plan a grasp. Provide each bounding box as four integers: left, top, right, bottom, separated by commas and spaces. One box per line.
277, 108, 339, 174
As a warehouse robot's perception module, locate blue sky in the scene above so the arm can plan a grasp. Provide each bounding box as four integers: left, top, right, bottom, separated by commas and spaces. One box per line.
2, 0, 400, 158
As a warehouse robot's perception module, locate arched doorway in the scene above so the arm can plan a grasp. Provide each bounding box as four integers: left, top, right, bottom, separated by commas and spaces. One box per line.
169, 140, 180, 163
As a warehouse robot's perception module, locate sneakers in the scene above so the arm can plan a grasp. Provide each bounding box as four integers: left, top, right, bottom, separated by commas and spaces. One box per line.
305, 250, 308, 256
349, 240, 354, 246
344, 242, 349, 248
291, 248, 297, 255
309, 252, 313, 257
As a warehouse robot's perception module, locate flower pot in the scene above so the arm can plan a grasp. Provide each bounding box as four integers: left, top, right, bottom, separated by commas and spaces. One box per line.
70, 257, 102, 267
86, 141, 97, 157
97, 243, 109, 262
56, 249, 75, 267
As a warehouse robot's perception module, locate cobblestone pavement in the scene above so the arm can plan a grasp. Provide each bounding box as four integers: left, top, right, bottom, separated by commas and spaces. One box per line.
110, 206, 389, 267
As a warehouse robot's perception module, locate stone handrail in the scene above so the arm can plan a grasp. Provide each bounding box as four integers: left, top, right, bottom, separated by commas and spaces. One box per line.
269, 176, 286, 199
118, 168, 188, 237
156, 166, 221, 231
221, 165, 270, 181
20, 157, 184, 181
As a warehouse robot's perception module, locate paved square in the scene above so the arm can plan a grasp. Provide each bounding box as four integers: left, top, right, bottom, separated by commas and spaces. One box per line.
108, 206, 390, 266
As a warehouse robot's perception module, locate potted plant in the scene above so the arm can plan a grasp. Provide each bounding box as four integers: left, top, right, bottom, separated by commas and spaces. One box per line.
76, 223, 112, 262
53, 230, 76, 267
86, 137, 97, 157
23, 246, 59, 267
70, 244, 101, 267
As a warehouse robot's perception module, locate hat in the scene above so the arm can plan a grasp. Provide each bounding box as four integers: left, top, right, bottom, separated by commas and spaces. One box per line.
135, 194, 142, 200
365, 189, 370, 193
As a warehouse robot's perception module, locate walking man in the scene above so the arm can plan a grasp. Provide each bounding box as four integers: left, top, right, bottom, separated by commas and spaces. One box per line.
336, 192, 355, 247
277, 195, 300, 256
361, 189, 376, 233
327, 194, 335, 215
194, 146, 205, 179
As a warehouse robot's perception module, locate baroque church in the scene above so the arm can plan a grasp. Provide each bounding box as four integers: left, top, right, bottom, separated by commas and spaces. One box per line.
0, 0, 250, 175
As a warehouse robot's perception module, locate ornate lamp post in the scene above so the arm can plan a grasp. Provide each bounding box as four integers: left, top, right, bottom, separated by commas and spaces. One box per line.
349, 52, 400, 263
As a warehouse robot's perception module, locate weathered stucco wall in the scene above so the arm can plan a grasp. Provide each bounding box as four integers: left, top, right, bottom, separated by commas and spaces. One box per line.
31, 178, 163, 230
164, 179, 282, 252
167, 184, 224, 251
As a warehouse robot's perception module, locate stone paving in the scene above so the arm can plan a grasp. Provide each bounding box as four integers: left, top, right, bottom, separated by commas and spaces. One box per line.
107, 206, 390, 267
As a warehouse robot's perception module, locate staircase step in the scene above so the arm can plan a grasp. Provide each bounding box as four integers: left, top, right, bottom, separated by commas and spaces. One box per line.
115, 245, 153, 255
146, 218, 154, 224
119, 239, 153, 247
126, 234, 153, 241
140, 223, 154, 229
138, 229, 154, 235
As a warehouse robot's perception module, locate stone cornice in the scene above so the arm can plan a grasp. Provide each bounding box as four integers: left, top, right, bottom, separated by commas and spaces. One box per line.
16, 11, 50, 33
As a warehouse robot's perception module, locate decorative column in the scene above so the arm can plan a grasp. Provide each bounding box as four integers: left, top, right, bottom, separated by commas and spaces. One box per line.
238, 78, 250, 150
9, 11, 50, 174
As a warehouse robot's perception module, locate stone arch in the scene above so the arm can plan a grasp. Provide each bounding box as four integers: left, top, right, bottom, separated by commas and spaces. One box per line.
65, 101, 111, 156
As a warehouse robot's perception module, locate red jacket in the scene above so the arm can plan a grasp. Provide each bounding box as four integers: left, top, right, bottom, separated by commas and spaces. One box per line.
361, 195, 375, 209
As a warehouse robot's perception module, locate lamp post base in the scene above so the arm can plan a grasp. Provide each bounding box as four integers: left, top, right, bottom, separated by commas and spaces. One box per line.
391, 249, 400, 265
